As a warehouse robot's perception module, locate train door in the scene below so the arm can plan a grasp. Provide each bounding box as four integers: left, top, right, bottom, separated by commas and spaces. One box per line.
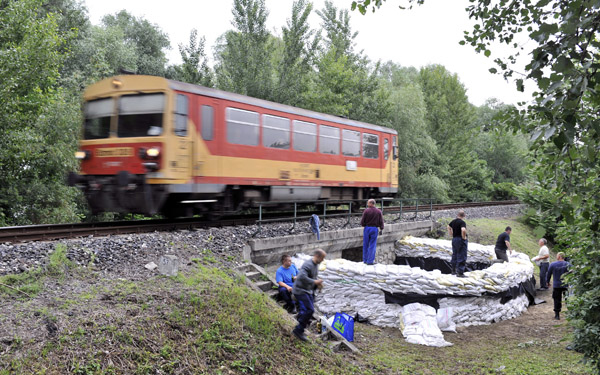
384, 137, 391, 186
392, 135, 399, 188
194, 97, 218, 181
171, 93, 192, 181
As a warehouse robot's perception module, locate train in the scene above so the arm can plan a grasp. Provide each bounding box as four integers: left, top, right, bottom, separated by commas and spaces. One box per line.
68, 75, 399, 217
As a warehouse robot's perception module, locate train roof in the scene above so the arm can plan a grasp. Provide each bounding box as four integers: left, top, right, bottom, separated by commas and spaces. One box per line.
86, 75, 398, 135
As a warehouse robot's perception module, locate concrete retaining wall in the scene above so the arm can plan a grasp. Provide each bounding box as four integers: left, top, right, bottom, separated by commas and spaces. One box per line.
243, 220, 434, 267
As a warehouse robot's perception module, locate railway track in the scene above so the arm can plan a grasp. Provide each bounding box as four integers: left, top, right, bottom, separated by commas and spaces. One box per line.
0, 200, 519, 244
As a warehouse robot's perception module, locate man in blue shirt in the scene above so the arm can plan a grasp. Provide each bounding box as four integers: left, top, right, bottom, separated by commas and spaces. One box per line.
276, 254, 298, 313
546, 252, 570, 320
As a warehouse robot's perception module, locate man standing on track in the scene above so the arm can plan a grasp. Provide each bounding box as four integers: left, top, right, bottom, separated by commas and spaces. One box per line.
447, 210, 468, 277
494, 226, 513, 262
360, 199, 384, 265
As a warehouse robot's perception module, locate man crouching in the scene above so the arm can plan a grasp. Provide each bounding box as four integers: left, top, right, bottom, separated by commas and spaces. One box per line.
292, 249, 326, 342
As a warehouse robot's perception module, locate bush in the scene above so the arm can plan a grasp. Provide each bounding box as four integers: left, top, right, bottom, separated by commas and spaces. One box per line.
490, 182, 517, 201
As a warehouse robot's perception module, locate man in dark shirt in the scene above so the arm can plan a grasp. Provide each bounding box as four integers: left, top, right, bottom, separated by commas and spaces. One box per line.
546, 252, 570, 320
447, 210, 467, 277
494, 226, 513, 262
360, 199, 384, 265
292, 249, 326, 341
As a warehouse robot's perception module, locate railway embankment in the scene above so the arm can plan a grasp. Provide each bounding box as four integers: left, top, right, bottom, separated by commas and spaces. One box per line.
0, 204, 525, 276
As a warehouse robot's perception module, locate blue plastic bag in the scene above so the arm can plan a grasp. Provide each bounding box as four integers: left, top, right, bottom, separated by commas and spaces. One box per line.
331, 312, 354, 342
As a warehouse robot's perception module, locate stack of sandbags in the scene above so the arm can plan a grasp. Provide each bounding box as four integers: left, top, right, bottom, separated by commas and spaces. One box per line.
400, 303, 452, 347
291, 240, 534, 344
395, 236, 495, 264
438, 294, 529, 327
294, 253, 533, 299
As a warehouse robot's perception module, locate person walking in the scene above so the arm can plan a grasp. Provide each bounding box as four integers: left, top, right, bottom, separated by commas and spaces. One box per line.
292, 249, 326, 341
447, 210, 468, 277
532, 238, 550, 290
546, 252, 570, 320
494, 226, 513, 262
360, 199, 384, 265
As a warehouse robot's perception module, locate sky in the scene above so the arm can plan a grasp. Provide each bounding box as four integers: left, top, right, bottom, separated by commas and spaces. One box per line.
84, 0, 532, 107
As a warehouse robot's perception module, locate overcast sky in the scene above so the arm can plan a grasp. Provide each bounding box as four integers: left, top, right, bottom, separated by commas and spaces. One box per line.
85, 0, 531, 107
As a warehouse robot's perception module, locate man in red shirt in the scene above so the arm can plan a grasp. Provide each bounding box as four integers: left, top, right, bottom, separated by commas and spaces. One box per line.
361, 199, 384, 265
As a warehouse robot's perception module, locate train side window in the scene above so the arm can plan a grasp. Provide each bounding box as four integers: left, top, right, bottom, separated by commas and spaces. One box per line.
84, 98, 113, 139
319, 125, 339, 155
174, 94, 188, 137
263, 114, 290, 149
293, 120, 316, 152
384, 138, 389, 160
363, 133, 379, 159
342, 129, 360, 157
226, 107, 259, 146
393, 135, 398, 160
201, 105, 214, 141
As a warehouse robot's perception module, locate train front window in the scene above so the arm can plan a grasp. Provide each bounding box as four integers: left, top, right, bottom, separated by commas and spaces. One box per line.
83, 98, 113, 139
117, 94, 164, 137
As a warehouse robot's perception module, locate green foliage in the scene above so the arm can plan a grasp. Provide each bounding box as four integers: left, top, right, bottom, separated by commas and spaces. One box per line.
490, 182, 517, 201
473, 99, 530, 184
273, 0, 319, 107
214, 0, 274, 99
101, 10, 170, 76
418, 65, 493, 202
0, 0, 81, 226
167, 29, 213, 87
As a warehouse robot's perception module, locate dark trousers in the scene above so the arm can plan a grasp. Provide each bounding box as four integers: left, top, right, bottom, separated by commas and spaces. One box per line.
495, 247, 508, 262
539, 262, 549, 288
363, 226, 378, 264
278, 287, 294, 310
451, 237, 468, 274
552, 287, 567, 313
294, 293, 314, 334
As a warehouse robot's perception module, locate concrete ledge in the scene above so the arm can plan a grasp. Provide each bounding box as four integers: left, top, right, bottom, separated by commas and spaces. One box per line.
243, 220, 433, 267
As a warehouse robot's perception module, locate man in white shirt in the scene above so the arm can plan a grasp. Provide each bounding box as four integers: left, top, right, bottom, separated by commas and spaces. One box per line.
532, 238, 550, 290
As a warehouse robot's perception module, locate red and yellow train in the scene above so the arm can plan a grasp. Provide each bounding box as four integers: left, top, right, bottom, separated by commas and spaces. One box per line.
69, 75, 399, 217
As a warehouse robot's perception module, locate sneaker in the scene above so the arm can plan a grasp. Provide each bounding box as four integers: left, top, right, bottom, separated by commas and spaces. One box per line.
292, 329, 308, 342
457, 273, 466, 278
554, 312, 560, 320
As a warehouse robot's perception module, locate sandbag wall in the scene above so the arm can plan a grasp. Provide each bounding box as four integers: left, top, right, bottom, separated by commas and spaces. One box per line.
293, 237, 533, 330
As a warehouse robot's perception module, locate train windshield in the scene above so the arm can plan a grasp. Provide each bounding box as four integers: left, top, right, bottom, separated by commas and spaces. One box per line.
83, 98, 113, 139
117, 94, 164, 137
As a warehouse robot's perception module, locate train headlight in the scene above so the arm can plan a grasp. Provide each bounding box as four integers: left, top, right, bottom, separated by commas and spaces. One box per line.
138, 147, 160, 159
75, 150, 91, 160
146, 148, 160, 158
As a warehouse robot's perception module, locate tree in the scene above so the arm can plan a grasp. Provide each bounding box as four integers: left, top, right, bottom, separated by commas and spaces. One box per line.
473, 100, 529, 185
317, 0, 359, 60
102, 10, 170, 76
419, 65, 492, 201
378, 62, 448, 201
0, 0, 80, 226
214, 0, 274, 99
167, 29, 213, 86
352, 0, 600, 370
274, 0, 319, 107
